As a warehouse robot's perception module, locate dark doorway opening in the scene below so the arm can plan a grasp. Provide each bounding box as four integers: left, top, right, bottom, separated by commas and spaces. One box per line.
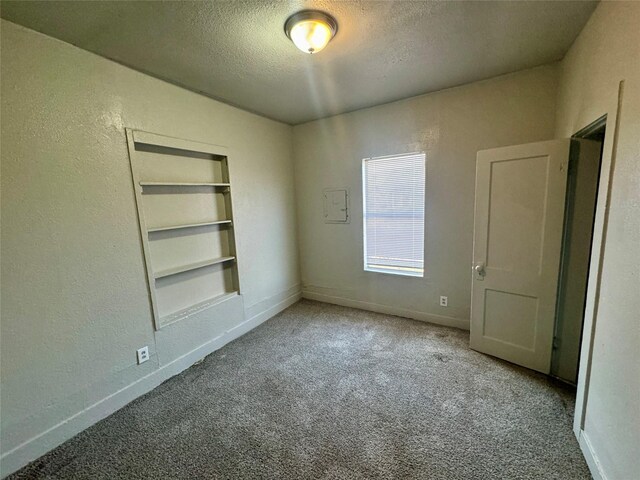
551, 115, 606, 384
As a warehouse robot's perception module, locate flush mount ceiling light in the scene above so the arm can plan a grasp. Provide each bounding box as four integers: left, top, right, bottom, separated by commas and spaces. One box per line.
284, 10, 338, 54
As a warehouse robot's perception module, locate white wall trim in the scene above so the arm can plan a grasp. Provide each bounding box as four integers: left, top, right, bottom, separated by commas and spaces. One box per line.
578, 430, 608, 480
0, 289, 302, 478
302, 290, 469, 330
573, 81, 624, 437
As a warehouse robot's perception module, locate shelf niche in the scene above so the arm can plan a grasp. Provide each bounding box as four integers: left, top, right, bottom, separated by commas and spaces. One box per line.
127, 129, 240, 330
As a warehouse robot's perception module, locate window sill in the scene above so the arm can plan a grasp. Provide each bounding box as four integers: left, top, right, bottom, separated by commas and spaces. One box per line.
364, 266, 424, 278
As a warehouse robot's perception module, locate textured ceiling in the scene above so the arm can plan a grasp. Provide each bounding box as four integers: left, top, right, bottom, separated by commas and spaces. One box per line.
0, 1, 597, 124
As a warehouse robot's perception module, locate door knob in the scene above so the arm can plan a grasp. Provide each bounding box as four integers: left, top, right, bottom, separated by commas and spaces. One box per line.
474, 262, 486, 280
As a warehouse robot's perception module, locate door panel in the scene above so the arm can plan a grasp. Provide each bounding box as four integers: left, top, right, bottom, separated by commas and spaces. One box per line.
487, 156, 547, 273
470, 139, 570, 373
483, 289, 538, 349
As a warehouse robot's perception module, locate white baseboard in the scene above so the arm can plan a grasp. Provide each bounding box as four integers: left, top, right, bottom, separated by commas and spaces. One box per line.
0, 289, 301, 478
578, 429, 607, 480
302, 290, 469, 330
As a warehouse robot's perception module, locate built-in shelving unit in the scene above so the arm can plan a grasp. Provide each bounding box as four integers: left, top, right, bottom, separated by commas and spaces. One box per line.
126, 129, 240, 330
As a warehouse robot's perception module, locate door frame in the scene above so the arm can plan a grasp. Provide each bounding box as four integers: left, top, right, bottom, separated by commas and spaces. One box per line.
573, 81, 625, 442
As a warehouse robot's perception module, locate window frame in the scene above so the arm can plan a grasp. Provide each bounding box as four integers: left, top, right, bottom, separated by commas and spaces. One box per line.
361, 151, 426, 279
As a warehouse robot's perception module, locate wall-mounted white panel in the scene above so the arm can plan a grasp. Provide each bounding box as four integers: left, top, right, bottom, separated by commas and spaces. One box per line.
323, 188, 349, 223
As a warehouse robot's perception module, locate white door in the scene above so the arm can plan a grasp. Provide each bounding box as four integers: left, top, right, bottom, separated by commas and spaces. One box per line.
470, 139, 570, 373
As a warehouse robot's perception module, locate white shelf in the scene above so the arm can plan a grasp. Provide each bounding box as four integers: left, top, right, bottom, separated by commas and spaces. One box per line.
154, 256, 235, 279
147, 219, 232, 233
159, 291, 239, 328
140, 182, 230, 188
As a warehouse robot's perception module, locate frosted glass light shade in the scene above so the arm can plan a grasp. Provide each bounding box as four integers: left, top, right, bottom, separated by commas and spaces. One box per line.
285, 11, 337, 54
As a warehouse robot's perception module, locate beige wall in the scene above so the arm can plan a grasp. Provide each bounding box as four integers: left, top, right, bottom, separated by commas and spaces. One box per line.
293, 65, 558, 329
555, 2, 640, 478
0, 20, 300, 476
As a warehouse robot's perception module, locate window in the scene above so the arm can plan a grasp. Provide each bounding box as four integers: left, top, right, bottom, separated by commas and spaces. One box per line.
362, 152, 425, 277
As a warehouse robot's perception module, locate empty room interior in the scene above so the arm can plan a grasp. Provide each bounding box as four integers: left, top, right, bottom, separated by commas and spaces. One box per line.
1, 1, 639, 479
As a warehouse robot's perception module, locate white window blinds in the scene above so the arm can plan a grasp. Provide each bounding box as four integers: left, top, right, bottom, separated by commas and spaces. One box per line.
363, 152, 425, 277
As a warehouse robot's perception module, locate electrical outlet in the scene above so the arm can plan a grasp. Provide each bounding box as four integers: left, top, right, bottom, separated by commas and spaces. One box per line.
439, 296, 448, 307
137, 346, 150, 364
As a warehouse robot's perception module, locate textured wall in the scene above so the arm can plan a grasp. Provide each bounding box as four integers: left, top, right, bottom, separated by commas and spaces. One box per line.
293, 65, 558, 328
555, 2, 640, 478
0, 20, 299, 475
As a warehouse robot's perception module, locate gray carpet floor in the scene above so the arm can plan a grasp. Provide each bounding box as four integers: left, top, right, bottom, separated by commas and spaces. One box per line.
10, 300, 590, 479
